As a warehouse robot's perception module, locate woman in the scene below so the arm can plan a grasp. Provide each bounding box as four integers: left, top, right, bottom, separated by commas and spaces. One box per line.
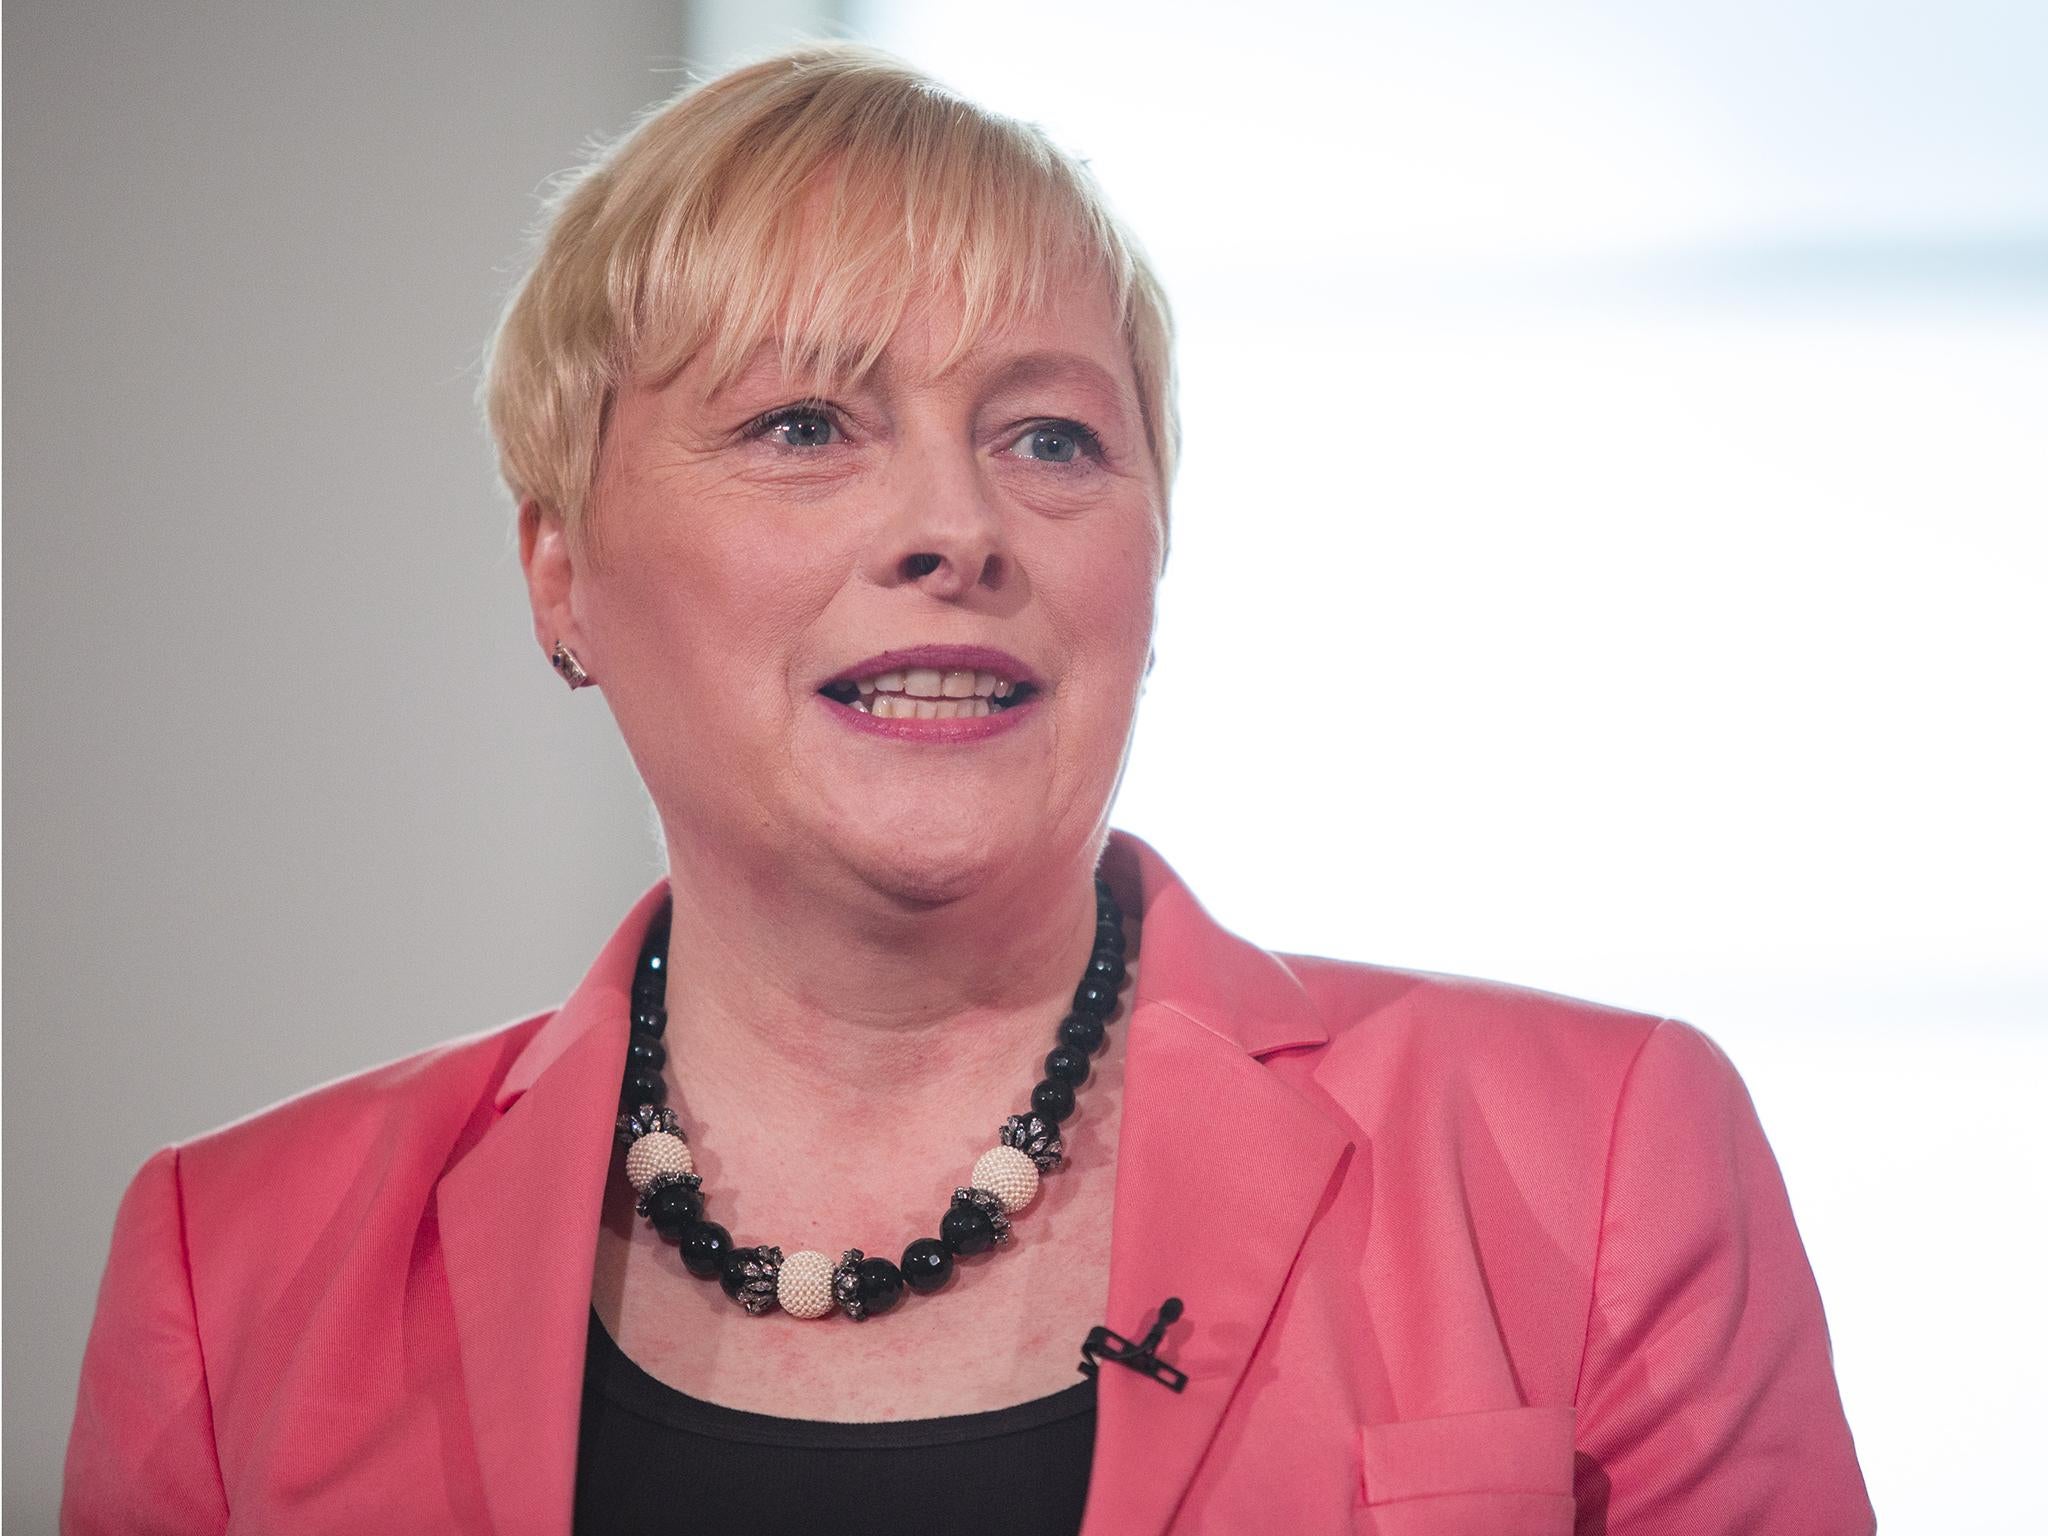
62, 43, 1873, 1536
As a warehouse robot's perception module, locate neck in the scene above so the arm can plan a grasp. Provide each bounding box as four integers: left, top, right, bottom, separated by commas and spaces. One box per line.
656, 833, 1106, 1138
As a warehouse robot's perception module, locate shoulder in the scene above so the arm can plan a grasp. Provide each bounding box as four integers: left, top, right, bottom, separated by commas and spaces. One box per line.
164, 1009, 554, 1246
1270, 952, 1733, 1168
1287, 950, 1670, 1073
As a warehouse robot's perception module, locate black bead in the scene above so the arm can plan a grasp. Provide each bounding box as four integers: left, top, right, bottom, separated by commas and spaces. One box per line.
1095, 923, 1126, 956
1031, 1077, 1076, 1123
626, 1036, 666, 1070
621, 1068, 666, 1106
630, 1007, 667, 1039
679, 1220, 732, 1278
645, 1180, 703, 1237
1085, 952, 1125, 989
940, 1202, 995, 1256
1045, 1044, 1091, 1087
1059, 1012, 1106, 1055
1072, 980, 1116, 1018
856, 1256, 905, 1316
900, 1237, 954, 1293
634, 952, 665, 979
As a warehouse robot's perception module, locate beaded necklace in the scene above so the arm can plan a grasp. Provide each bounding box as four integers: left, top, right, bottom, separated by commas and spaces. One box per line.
613, 875, 1127, 1319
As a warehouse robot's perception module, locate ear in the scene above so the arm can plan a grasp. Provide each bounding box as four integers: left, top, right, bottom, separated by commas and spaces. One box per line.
518, 499, 588, 678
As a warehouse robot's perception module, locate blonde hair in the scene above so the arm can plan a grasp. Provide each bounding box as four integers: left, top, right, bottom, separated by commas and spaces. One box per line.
480, 42, 1178, 543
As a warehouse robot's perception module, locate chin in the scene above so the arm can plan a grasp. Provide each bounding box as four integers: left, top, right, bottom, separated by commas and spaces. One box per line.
828, 815, 1025, 910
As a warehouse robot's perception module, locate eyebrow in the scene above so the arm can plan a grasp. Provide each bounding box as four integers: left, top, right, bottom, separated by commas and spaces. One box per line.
713, 341, 826, 401
705, 342, 1138, 421
976, 351, 1137, 416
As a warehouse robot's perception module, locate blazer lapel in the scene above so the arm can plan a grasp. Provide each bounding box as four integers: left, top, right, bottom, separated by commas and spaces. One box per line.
1081, 834, 1359, 1536
435, 882, 664, 1535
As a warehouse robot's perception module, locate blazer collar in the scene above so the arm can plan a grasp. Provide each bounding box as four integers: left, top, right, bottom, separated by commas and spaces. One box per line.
1104, 829, 1330, 1059
438, 834, 1355, 1536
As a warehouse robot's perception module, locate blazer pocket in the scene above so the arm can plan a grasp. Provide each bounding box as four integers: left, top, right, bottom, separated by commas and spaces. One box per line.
1355, 1404, 1576, 1536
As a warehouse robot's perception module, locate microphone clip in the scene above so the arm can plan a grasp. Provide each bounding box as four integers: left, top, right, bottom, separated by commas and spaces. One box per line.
1079, 1296, 1188, 1392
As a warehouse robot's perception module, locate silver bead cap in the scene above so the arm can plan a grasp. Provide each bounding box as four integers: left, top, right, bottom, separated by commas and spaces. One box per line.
616, 1104, 682, 1147
999, 1112, 1063, 1173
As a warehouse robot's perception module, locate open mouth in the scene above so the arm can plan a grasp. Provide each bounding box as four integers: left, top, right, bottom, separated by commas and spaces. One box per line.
818, 667, 1041, 720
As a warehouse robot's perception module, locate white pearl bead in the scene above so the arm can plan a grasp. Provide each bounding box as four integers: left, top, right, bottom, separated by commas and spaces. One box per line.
971, 1144, 1040, 1213
624, 1131, 693, 1193
777, 1249, 836, 1319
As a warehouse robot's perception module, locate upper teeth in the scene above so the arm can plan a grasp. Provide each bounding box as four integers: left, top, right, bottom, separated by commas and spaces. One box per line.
857, 669, 1013, 699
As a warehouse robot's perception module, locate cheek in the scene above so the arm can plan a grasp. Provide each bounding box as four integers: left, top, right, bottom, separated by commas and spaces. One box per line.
599, 505, 847, 699
1045, 516, 1162, 679
1032, 517, 1161, 786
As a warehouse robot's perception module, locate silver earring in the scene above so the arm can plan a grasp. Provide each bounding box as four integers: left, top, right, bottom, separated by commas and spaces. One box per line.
550, 642, 590, 690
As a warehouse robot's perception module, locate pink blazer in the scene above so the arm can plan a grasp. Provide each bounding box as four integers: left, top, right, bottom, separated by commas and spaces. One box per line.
64, 831, 1874, 1534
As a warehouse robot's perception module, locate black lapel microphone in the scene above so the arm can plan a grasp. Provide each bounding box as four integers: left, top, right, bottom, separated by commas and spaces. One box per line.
1079, 1296, 1188, 1392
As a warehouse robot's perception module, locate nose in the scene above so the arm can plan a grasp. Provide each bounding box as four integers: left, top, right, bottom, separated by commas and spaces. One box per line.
865, 442, 1007, 601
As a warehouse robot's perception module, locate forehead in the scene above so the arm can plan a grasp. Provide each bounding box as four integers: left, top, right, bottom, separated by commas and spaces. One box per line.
704, 271, 1140, 407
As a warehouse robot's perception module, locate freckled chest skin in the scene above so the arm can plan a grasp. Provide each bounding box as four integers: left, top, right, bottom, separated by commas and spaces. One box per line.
591, 976, 1130, 1420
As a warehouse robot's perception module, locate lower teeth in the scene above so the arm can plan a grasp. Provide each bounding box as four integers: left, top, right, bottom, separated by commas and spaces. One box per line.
826, 684, 1030, 718
862, 695, 995, 720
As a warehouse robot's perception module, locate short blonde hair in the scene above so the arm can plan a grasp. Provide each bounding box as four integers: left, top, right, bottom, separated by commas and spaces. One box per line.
480, 42, 1178, 542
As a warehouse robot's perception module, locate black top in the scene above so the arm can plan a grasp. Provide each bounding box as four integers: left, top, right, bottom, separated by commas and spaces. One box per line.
574, 1308, 1099, 1535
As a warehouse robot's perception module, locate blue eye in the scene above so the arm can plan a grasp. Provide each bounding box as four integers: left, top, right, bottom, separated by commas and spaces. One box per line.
1005, 422, 1099, 464
752, 406, 839, 449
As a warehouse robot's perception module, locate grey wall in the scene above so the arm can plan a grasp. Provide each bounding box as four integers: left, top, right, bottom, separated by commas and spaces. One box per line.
3, 2, 693, 1522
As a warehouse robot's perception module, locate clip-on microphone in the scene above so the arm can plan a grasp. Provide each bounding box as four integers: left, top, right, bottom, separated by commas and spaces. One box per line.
1079, 1297, 1188, 1392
